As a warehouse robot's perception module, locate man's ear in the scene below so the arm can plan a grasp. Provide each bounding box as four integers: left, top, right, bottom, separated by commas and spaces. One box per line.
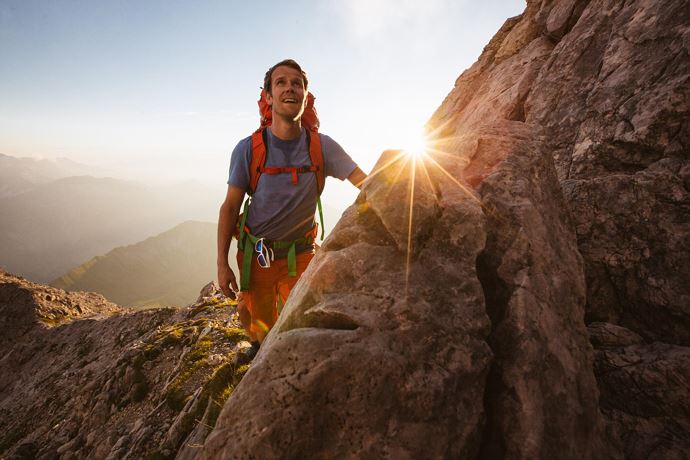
265, 90, 273, 107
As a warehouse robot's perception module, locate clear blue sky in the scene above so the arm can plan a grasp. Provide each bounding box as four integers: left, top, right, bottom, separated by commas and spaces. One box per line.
0, 0, 525, 208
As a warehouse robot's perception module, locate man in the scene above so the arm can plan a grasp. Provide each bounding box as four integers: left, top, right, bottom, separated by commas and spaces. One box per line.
217, 59, 366, 354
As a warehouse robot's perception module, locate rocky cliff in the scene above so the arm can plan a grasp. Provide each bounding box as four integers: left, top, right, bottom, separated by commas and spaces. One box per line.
204, 0, 689, 458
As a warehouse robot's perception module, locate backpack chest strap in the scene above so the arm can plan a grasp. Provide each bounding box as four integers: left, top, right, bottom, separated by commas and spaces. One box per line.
259, 165, 319, 185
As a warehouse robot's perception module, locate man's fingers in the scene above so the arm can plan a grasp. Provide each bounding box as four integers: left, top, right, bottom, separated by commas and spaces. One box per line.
220, 284, 233, 298
218, 267, 238, 299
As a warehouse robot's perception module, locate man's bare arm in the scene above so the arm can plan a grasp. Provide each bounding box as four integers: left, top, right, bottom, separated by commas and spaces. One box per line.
347, 167, 368, 189
217, 185, 246, 298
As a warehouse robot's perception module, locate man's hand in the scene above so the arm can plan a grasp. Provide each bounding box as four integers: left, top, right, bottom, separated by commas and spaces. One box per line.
218, 264, 238, 299
217, 185, 245, 300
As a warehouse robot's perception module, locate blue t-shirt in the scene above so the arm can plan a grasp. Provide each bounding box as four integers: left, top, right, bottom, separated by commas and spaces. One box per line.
227, 127, 356, 249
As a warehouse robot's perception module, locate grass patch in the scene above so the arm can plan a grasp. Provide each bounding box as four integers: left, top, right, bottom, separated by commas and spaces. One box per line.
188, 304, 211, 317
164, 356, 208, 411
205, 363, 250, 427
140, 319, 209, 360
163, 331, 215, 411
206, 296, 238, 308
164, 387, 190, 412
219, 327, 249, 343
187, 335, 214, 363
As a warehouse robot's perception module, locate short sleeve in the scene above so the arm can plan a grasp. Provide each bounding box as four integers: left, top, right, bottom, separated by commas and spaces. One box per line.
321, 134, 357, 180
227, 136, 252, 189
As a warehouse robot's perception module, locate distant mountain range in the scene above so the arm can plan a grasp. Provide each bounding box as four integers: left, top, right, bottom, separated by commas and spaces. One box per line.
0, 167, 222, 282
0, 153, 106, 198
51, 221, 234, 308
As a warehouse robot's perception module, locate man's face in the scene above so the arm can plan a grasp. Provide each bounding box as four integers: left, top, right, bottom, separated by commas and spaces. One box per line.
266, 65, 307, 122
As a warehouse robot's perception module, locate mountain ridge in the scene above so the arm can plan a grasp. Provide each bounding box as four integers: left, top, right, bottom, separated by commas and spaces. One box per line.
51, 220, 235, 308
0, 175, 221, 282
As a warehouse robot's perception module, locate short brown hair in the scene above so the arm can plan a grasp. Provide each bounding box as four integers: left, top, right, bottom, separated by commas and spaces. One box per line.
263, 59, 309, 94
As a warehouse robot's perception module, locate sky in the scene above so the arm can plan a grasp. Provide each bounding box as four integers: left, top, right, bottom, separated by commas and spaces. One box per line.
0, 0, 525, 211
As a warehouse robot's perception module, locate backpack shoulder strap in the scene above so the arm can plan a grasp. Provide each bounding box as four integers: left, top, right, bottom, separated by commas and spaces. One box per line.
306, 128, 325, 195
306, 128, 326, 240
249, 128, 268, 195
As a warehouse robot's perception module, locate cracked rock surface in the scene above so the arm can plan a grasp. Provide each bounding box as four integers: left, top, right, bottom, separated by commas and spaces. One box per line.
525, 0, 690, 345
589, 322, 690, 459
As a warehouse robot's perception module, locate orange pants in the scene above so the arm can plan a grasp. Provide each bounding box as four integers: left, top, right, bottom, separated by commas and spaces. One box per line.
236, 249, 315, 342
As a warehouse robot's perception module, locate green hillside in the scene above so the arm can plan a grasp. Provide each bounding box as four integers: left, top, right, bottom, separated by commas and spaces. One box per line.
52, 221, 236, 308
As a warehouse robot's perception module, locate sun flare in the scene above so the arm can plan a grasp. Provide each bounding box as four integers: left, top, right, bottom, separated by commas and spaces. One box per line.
360, 119, 482, 301
399, 128, 430, 158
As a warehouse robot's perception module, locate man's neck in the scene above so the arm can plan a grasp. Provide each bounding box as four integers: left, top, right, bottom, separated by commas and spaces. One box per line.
270, 116, 302, 140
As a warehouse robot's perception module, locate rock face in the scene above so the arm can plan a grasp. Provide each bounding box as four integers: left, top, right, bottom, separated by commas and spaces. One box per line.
0, 272, 250, 459
589, 322, 690, 459
524, 0, 690, 345
473, 130, 608, 458
204, 0, 689, 458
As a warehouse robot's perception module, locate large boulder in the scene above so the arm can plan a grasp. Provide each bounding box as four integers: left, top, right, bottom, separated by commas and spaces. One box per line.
473, 125, 609, 459
433, 0, 690, 454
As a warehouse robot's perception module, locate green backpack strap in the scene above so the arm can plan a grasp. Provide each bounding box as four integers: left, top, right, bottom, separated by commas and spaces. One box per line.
238, 198, 253, 292
272, 240, 298, 277
273, 233, 314, 277
288, 243, 297, 277
240, 230, 259, 292
316, 196, 325, 241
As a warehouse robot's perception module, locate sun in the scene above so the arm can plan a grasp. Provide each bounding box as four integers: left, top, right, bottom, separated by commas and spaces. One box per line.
399, 127, 430, 158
